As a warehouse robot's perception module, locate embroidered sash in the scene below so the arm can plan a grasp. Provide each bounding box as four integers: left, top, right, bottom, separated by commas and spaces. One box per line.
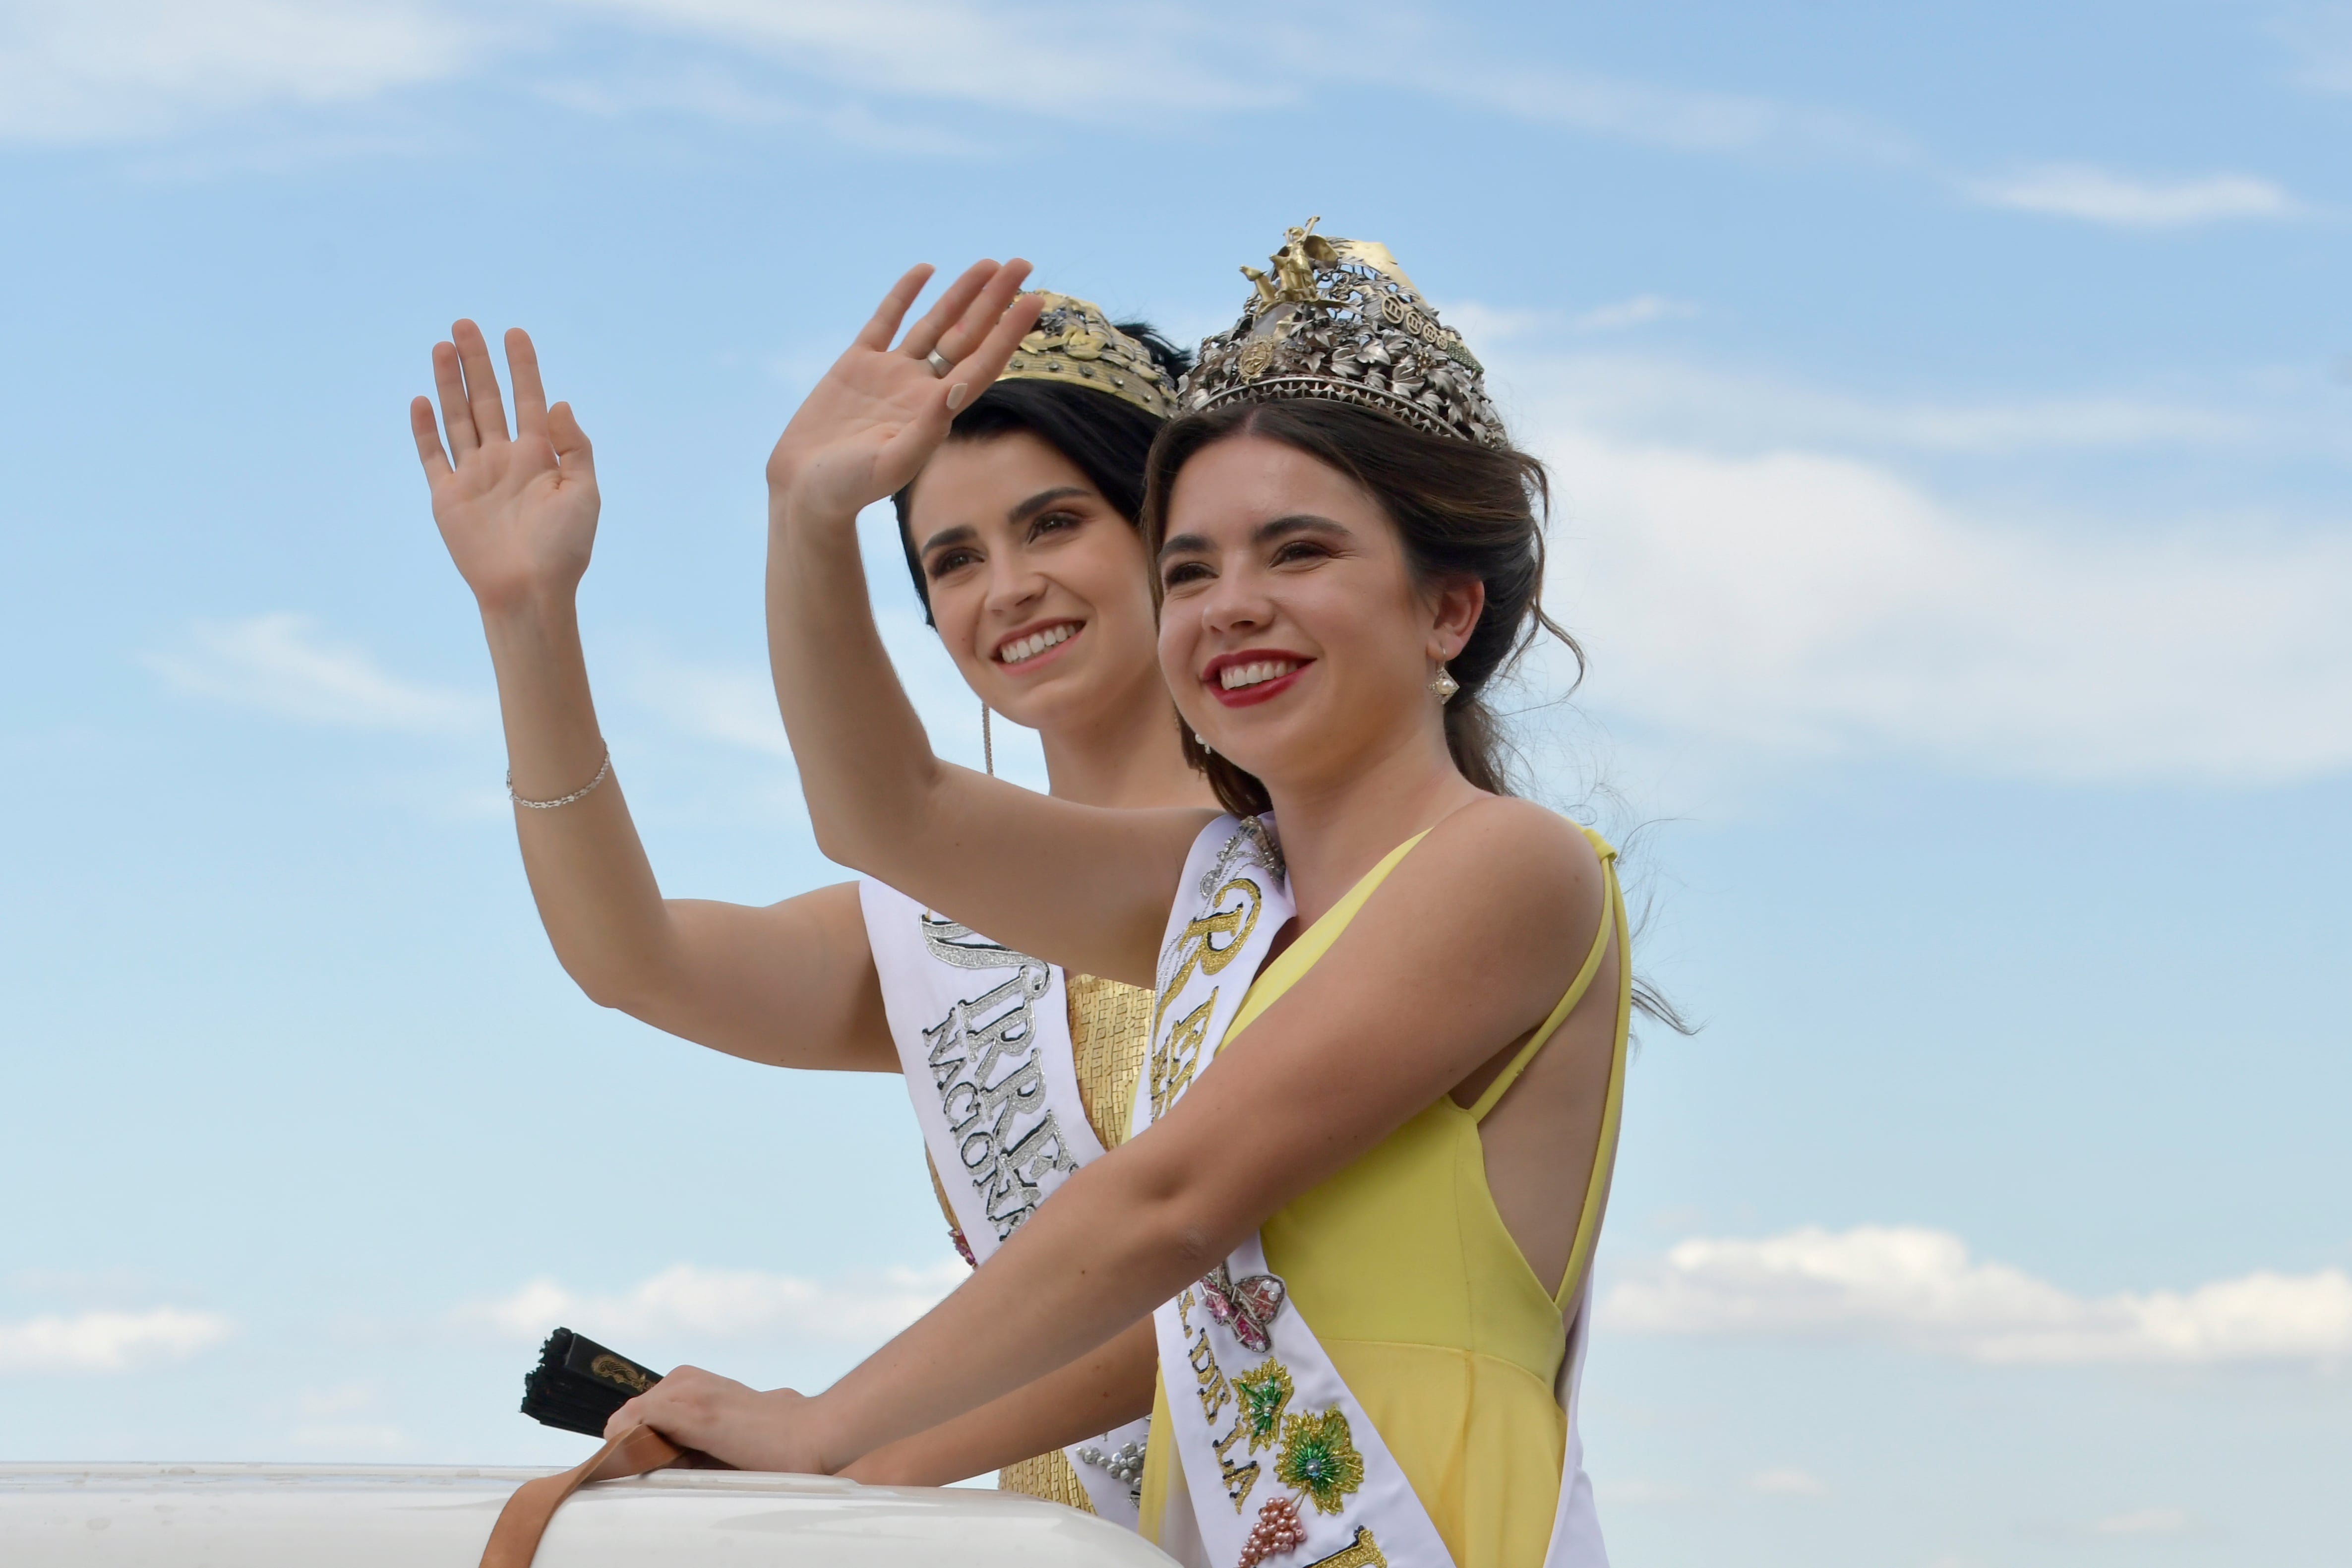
1133, 818, 1453, 1568
1141, 816, 1623, 1567
858, 879, 1148, 1524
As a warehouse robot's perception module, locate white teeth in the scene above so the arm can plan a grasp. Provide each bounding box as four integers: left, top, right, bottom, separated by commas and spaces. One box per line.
998, 623, 1077, 663
1219, 659, 1300, 690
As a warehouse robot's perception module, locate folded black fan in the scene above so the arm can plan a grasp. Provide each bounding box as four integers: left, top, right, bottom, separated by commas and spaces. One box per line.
520, 1327, 663, 1438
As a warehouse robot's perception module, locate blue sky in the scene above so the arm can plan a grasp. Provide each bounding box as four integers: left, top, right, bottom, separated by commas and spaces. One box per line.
2, 2, 2348, 1563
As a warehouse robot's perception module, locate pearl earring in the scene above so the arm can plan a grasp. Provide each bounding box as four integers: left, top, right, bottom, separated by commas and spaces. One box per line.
1194, 731, 1212, 755
1430, 665, 1460, 702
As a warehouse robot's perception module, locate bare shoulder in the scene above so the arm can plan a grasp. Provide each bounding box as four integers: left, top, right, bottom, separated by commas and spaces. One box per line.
1409, 795, 1604, 918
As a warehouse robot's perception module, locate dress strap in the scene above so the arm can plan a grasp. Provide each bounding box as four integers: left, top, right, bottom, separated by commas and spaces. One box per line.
1466, 835, 1622, 1125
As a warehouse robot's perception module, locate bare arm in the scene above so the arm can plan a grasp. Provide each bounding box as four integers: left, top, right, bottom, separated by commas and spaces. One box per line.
761, 262, 1208, 986
412, 323, 894, 1072
840, 1317, 1156, 1487
614, 800, 1613, 1471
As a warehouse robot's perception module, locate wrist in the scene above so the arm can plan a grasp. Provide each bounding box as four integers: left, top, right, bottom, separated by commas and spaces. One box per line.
477, 580, 582, 637
803, 1389, 863, 1476
764, 473, 859, 542
835, 1443, 915, 1488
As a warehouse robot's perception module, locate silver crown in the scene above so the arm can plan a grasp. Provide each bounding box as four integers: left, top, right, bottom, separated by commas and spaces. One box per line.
1181, 218, 1505, 448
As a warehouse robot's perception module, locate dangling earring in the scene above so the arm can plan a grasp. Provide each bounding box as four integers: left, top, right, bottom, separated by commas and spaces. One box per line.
982, 701, 996, 777
1194, 731, 1212, 756
1430, 664, 1460, 702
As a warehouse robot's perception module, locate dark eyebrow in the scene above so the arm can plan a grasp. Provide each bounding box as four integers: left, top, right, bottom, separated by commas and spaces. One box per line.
917, 522, 979, 559
1008, 486, 1092, 526
1158, 513, 1352, 564
1254, 513, 1351, 545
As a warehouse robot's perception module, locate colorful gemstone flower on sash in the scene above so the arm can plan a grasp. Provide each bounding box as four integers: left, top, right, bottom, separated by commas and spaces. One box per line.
1274, 1409, 1366, 1515
1232, 1359, 1294, 1454
1201, 1262, 1288, 1353
1237, 1496, 1307, 1568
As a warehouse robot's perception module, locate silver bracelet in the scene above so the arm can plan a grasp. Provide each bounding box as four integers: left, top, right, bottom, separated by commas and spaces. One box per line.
507, 745, 612, 810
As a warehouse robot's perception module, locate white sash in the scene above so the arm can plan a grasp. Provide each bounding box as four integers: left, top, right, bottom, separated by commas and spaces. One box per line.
1132, 818, 1445, 1568
1542, 1280, 1609, 1568
1139, 817, 1612, 1568
858, 879, 1149, 1524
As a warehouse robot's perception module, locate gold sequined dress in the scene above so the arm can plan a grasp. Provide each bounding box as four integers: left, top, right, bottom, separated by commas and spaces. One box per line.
925, 972, 1153, 1509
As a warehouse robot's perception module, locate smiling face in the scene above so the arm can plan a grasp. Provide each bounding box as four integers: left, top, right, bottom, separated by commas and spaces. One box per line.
905, 429, 1166, 735
1156, 433, 1484, 797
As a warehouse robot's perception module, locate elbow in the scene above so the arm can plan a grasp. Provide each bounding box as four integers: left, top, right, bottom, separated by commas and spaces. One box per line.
802, 761, 945, 875
807, 814, 860, 870
1167, 1218, 1220, 1276
567, 964, 645, 1016
554, 948, 664, 1017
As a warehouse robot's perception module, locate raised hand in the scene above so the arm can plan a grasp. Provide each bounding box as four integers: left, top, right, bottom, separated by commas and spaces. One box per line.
410, 323, 598, 612
765, 259, 1045, 525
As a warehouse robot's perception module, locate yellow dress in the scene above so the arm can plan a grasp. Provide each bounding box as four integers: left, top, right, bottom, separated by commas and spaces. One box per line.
1139, 827, 1630, 1568
925, 974, 1155, 1510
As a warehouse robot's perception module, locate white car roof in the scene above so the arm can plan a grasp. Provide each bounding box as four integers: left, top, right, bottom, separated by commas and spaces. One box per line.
0, 1463, 1176, 1567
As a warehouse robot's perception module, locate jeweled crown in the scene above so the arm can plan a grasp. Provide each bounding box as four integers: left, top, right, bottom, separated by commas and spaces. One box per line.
998, 291, 1180, 419
1180, 218, 1506, 448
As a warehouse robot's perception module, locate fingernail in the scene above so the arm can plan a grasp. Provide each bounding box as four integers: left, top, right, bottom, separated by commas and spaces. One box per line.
946, 382, 971, 412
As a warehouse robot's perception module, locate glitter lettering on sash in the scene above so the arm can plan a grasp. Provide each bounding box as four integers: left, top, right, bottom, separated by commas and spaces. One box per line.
917, 917, 1077, 1240
1149, 878, 1263, 1122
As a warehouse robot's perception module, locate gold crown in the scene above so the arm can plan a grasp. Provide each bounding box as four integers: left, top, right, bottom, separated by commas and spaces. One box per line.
1180, 218, 1505, 448
997, 291, 1180, 419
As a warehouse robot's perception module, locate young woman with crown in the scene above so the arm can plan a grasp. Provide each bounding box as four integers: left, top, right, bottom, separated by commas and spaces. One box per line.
610, 236, 1632, 1568
407, 289, 1216, 1518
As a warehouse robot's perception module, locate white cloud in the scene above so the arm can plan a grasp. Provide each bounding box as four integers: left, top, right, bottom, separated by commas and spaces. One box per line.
456, 1260, 967, 1345
2277, 5, 2352, 94
1511, 388, 2352, 786
149, 613, 488, 734
292, 1422, 410, 1451
2094, 1508, 2195, 1536
1572, 296, 1700, 334
562, 0, 1266, 121
1437, 302, 1561, 348
1403, 60, 1904, 160
1963, 164, 2301, 227
1, 0, 1893, 165
578, 2, 1904, 159
634, 657, 793, 758
1525, 353, 2267, 456
298, 1381, 382, 1417
1748, 1467, 1828, 1496
1602, 1225, 2352, 1366
0, 1307, 235, 1372
0, 0, 482, 143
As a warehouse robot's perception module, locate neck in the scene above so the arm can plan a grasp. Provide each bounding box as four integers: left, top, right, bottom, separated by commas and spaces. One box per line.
1262, 721, 1487, 925
1034, 671, 1212, 811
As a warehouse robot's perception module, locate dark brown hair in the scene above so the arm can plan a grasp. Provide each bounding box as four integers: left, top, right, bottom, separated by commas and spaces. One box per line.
891, 323, 1192, 626
1141, 398, 1581, 817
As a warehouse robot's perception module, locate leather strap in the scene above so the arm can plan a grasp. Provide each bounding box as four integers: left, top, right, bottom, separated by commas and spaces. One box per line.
479, 1424, 684, 1568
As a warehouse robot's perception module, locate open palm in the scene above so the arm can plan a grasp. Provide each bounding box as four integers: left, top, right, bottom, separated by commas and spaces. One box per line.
766, 260, 1045, 522
410, 322, 598, 612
